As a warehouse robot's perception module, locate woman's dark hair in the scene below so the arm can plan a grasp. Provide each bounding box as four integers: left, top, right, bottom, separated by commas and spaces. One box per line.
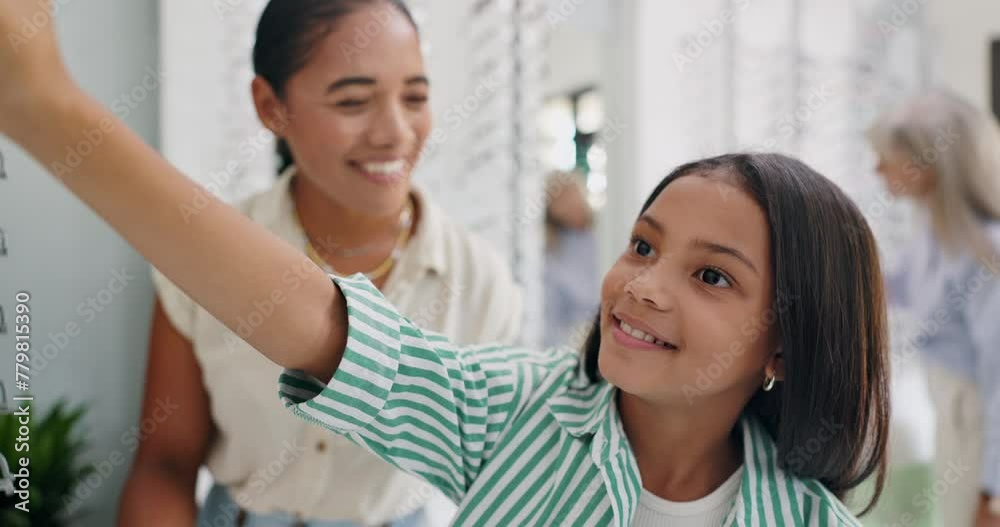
252, 0, 418, 174
581, 152, 889, 514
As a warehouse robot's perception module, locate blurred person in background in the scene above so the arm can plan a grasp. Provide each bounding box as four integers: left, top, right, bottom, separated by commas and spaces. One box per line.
543, 170, 600, 349
117, 1, 523, 526
870, 90, 1000, 527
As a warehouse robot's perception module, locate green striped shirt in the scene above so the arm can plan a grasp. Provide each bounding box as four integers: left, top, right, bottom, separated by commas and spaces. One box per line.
278, 274, 861, 526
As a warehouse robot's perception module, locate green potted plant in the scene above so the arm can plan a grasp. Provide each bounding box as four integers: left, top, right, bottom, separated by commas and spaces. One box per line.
0, 398, 94, 527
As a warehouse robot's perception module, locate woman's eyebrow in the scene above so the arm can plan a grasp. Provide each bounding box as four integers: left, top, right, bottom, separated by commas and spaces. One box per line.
691, 238, 758, 275
327, 76, 376, 92
327, 75, 429, 93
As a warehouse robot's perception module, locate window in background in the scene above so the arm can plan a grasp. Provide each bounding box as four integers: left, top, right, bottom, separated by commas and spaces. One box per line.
539, 87, 607, 209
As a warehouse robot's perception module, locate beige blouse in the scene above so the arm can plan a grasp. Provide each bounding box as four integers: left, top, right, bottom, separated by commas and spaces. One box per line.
151, 168, 523, 523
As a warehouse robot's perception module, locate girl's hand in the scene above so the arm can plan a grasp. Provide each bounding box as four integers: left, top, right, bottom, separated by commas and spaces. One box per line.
0, 1, 75, 135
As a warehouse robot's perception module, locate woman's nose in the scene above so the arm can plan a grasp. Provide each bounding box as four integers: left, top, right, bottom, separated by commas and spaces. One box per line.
367, 102, 413, 149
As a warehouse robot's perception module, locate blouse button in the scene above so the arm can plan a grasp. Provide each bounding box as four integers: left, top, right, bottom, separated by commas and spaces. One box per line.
316, 440, 326, 453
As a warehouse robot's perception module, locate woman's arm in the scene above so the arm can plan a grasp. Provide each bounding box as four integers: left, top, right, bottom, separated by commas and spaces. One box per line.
118, 301, 213, 526
0, 2, 344, 380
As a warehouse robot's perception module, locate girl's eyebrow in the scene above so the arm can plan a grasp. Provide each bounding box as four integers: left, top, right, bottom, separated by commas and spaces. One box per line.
638, 215, 759, 275
691, 238, 759, 276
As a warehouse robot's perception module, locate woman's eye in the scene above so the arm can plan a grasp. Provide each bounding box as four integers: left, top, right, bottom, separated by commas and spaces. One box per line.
631, 237, 654, 258
405, 95, 428, 106
336, 99, 367, 107
697, 267, 732, 288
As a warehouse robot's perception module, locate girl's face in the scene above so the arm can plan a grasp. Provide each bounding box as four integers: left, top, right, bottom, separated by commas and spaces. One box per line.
598, 175, 779, 406
260, 5, 431, 215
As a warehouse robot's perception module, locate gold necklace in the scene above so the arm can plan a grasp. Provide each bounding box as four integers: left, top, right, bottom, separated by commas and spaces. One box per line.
298, 197, 414, 281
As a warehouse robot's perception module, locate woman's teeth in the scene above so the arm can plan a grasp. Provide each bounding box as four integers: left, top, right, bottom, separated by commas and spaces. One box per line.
361, 160, 406, 174
619, 319, 673, 348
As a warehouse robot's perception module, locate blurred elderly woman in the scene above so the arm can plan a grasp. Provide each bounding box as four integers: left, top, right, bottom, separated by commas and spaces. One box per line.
870, 90, 1000, 527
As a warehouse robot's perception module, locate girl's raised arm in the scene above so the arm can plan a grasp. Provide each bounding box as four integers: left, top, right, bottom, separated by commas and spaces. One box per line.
0, 1, 346, 380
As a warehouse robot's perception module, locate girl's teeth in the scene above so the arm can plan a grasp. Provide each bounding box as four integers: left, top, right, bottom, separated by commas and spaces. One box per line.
619, 319, 669, 348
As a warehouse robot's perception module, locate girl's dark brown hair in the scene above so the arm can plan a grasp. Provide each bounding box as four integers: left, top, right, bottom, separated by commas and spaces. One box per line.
252, 0, 418, 174
582, 153, 890, 514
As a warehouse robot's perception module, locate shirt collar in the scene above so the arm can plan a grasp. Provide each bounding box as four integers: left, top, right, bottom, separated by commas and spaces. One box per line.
252, 165, 450, 278
545, 365, 824, 526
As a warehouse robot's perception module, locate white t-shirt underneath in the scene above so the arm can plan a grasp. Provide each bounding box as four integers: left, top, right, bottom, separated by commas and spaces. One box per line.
632, 466, 744, 527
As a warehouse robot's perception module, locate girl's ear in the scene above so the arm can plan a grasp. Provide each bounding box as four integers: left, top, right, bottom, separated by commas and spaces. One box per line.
767, 347, 786, 382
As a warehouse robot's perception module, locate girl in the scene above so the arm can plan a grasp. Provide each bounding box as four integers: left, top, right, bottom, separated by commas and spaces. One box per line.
117, 1, 522, 526
870, 91, 1000, 527
0, 1, 887, 524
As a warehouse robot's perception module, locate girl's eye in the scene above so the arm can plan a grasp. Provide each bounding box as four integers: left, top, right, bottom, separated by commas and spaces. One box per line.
405, 95, 428, 106
336, 99, 367, 107
630, 236, 655, 258
697, 267, 732, 288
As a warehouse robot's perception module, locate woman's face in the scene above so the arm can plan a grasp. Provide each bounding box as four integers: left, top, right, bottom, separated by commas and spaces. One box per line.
265, 5, 431, 215
875, 148, 933, 197
598, 175, 778, 406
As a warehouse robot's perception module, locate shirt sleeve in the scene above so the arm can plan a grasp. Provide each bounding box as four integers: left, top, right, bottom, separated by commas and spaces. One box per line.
149, 266, 198, 340
965, 253, 1000, 496
278, 273, 574, 504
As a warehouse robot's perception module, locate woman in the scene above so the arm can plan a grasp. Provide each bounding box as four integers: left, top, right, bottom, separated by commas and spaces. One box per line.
0, 2, 889, 524
116, 1, 523, 526
543, 170, 599, 349
870, 91, 1000, 527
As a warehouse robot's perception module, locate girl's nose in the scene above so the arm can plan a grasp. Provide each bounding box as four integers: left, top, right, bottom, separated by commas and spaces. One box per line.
624, 263, 677, 312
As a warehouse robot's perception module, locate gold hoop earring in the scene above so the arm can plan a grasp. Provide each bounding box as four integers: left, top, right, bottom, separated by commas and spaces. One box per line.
762, 373, 776, 392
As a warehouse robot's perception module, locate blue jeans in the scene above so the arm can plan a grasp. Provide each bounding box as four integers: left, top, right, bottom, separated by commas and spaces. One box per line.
197, 484, 425, 527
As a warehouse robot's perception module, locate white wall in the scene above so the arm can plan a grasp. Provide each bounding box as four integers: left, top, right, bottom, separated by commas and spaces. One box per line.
0, 1, 159, 526
927, 0, 1000, 109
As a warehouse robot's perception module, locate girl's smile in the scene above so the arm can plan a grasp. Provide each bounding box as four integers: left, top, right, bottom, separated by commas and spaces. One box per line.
609, 312, 679, 351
